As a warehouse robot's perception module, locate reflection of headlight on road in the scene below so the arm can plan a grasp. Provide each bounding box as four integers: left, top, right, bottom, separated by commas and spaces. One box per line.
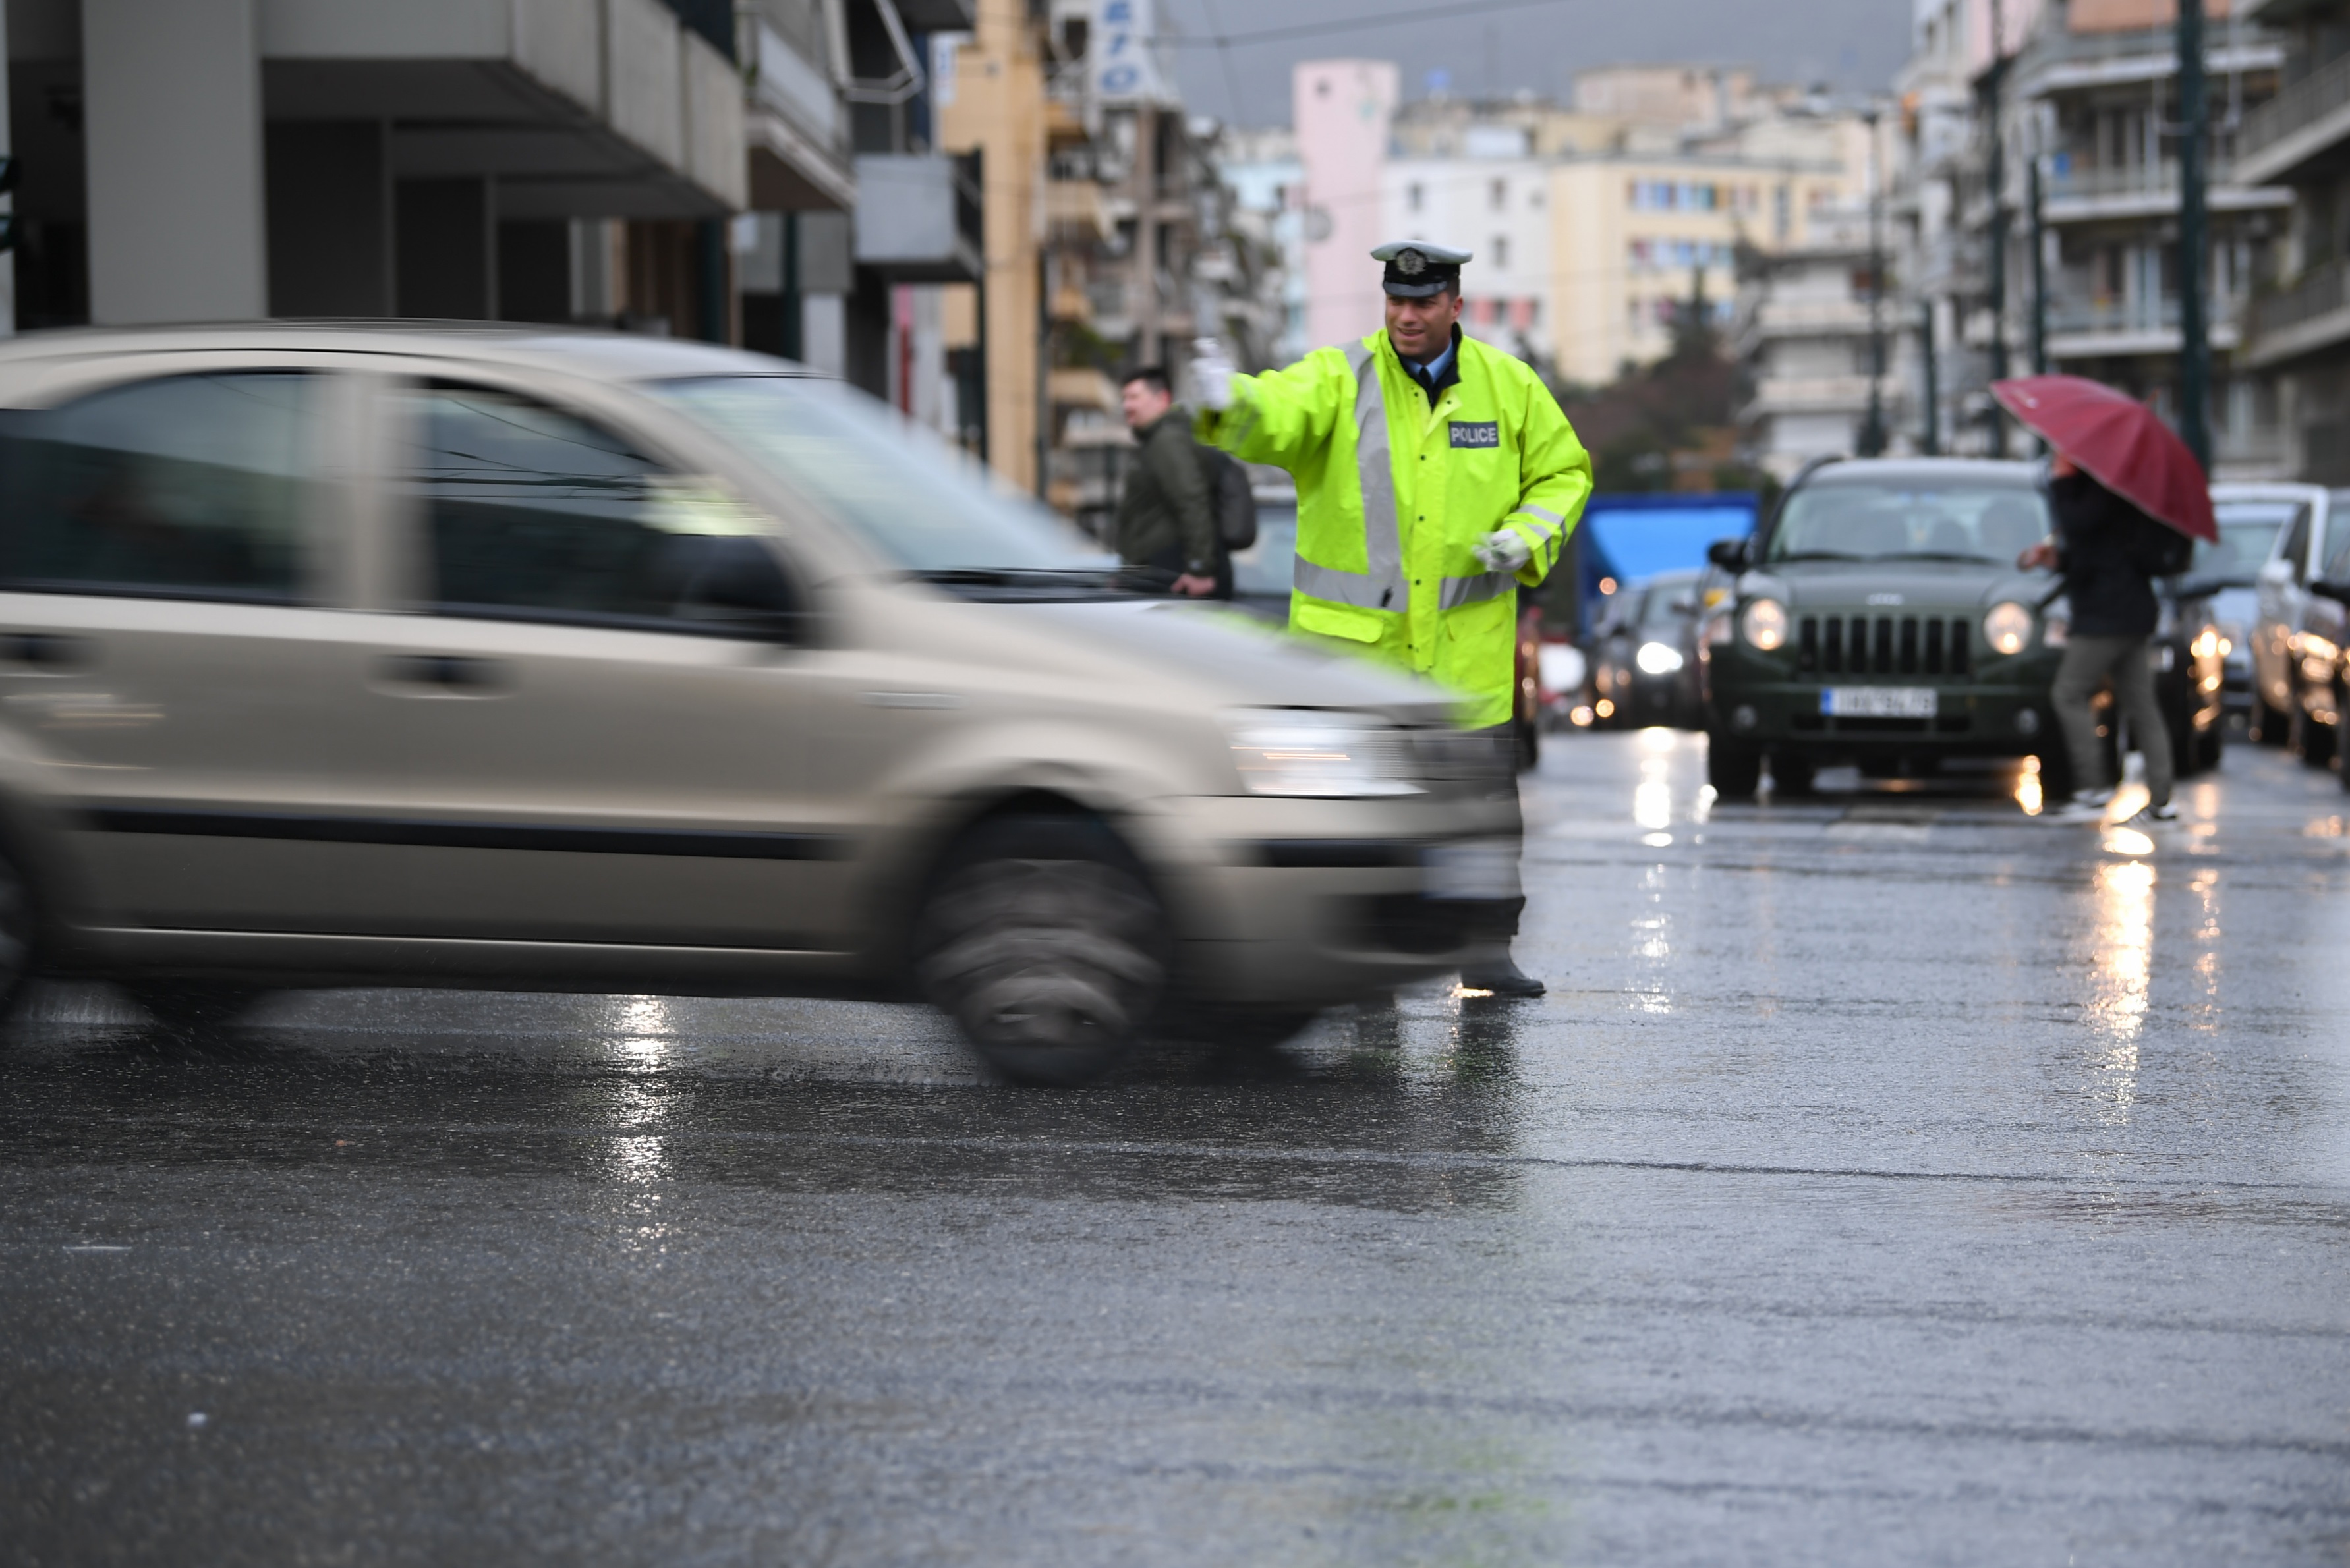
1223, 708, 1422, 797
1740, 598, 1787, 652
1636, 640, 1685, 675
1984, 601, 2033, 656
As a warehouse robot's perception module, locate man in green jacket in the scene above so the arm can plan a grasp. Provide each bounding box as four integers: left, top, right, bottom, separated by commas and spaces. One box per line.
1115, 366, 1218, 598
1191, 240, 1593, 996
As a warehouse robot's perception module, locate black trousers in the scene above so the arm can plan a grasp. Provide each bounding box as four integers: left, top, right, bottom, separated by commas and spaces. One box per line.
1465, 721, 1526, 943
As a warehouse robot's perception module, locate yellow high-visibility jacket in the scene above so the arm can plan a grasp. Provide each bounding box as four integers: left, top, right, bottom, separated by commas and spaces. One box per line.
1199, 329, 1593, 728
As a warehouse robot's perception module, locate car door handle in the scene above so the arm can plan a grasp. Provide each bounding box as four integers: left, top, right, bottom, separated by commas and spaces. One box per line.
378, 654, 508, 693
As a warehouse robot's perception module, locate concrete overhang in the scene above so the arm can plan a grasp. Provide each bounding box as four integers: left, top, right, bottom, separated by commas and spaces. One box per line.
747, 108, 856, 211
256, 0, 744, 214
2042, 184, 2292, 226
2243, 307, 2350, 370
2049, 323, 2241, 359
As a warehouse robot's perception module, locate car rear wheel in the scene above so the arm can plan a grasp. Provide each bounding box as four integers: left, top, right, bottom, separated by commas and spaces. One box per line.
0, 844, 37, 1019
1706, 733, 1762, 799
2292, 704, 2337, 768
911, 814, 1170, 1087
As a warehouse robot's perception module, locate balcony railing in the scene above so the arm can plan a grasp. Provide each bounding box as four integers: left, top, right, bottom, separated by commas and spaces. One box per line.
2048, 296, 2250, 338
2248, 255, 2350, 343
2237, 48, 2350, 166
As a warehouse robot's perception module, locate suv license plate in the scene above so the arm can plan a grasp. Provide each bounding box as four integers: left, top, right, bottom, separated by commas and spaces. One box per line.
1426, 839, 1520, 901
1823, 686, 1937, 719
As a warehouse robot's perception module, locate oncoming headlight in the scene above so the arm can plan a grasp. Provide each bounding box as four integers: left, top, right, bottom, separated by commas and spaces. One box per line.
1983, 601, 2034, 656
1740, 598, 1788, 652
1636, 640, 1685, 675
1222, 709, 1422, 798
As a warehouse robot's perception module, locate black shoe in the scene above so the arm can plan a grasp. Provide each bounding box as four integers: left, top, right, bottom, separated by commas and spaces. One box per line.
1460, 958, 1545, 998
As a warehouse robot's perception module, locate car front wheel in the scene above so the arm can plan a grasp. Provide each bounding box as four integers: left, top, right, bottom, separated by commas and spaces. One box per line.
912, 814, 1170, 1086
1706, 732, 1762, 798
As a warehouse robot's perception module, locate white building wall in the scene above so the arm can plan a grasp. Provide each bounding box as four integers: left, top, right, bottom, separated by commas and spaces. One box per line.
1383, 153, 1553, 366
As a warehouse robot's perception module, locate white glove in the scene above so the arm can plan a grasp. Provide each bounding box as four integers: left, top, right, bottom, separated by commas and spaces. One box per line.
1191, 337, 1236, 412
1472, 529, 1532, 574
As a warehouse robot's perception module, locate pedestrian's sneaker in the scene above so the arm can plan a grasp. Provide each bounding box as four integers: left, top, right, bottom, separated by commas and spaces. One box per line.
2123, 802, 2179, 827
1460, 955, 1545, 998
2042, 791, 2109, 824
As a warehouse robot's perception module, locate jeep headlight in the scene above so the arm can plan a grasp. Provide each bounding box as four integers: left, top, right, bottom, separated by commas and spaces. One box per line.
1740, 598, 1788, 652
1983, 601, 2034, 656
1223, 708, 1421, 797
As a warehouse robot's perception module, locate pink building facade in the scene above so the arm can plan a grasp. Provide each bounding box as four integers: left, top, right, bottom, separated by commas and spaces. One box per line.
1294, 60, 1399, 354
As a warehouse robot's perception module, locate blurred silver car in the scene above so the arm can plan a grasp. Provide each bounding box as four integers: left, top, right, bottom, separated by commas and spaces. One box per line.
0, 325, 1510, 1082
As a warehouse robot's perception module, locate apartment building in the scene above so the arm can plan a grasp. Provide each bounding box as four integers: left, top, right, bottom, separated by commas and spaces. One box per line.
1362, 84, 1868, 388
1733, 208, 1897, 480
2234, 0, 2350, 480
1895, 0, 2291, 476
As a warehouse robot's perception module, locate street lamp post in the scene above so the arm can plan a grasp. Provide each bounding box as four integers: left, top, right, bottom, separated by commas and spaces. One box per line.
2028, 144, 2048, 375
2177, 0, 2213, 472
1984, 0, 2010, 455
1860, 105, 1888, 457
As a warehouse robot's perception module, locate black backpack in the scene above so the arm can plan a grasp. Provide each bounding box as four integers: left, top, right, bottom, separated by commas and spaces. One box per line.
1195, 446, 1257, 551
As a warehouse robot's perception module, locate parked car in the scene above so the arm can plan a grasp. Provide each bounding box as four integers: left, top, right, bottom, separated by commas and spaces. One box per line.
2239, 484, 2341, 746
1588, 568, 1706, 729
2284, 525, 2350, 774
1698, 457, 2223, 799
0, 325, 1514, 1084
2198, 485, 2307, 723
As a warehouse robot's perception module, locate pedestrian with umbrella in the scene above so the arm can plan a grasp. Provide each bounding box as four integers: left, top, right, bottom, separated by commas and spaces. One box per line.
1993, 375, 2212, 827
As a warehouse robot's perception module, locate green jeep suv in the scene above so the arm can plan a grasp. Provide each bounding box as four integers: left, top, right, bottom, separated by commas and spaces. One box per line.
1700, 457, 2090, 798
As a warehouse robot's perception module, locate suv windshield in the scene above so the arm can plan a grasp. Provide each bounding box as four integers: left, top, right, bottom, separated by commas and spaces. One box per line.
2201, 499, 2302, 584
652, 376, 1104, 578
1766, 480, 2048, 565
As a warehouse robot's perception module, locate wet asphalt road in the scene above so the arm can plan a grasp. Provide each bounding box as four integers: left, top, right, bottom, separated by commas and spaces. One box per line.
5, 728, 2350, 1566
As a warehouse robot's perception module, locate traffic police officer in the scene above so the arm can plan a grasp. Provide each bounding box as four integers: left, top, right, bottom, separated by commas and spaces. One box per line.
1191, 240, 1592, 997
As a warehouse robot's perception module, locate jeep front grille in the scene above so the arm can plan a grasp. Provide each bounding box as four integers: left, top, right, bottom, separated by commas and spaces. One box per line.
1796, 615, 1973, 678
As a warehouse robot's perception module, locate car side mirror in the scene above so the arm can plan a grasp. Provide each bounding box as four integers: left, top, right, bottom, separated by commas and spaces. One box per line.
1706, 537, 1749, 571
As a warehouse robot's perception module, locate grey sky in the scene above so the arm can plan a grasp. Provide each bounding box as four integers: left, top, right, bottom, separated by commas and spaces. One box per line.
1155, 0, 1916, 128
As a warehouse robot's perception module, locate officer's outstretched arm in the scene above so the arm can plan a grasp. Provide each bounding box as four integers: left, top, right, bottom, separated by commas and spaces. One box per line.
1501, 385, 1595, 588
1193, 350, 1349, 468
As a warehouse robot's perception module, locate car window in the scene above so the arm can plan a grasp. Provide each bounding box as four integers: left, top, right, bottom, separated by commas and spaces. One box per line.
650, 376, 1099, 573
1766, 480, 2047, 564
399, 383, 795, 633
0, 371, 316, 602
1230, 502, 1297, 596
2326, 518, 2350, 582
2277, 505, 2312, 584
2201, 500, 2301, 584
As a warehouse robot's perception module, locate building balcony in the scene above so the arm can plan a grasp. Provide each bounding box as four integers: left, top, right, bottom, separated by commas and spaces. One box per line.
2046, 298, 2243, 359
1742, 374, 1879, 417
745, 18, 852, 211
2243, 255, 2350, 368
2040, 161, 2291, 224
2234, 47, 2350, 188
853, 153, 983, 283
1045, 179, 1113, 243
2013, 25, 2283, 97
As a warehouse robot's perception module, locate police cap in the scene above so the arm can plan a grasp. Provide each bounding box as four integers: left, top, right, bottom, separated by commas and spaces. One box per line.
1373, 240, 1471, 298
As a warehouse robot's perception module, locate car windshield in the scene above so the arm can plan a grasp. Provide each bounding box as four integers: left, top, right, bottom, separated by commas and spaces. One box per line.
650, 376, 1104, 576
1230, 500, 1298, 597
1640, 582, 1694, 629
1765, 480, 2048, 565
2202, 500, 2302, 584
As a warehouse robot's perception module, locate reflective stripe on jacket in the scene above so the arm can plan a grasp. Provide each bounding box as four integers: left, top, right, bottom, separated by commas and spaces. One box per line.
1199, 331, 1593, 728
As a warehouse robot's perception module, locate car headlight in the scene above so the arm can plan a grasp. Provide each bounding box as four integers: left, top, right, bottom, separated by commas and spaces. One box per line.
1222, 708, 1421, 797
1636, 640, 1685, 675
1983, 601, 2034, 656
1740, 598, 1787, 652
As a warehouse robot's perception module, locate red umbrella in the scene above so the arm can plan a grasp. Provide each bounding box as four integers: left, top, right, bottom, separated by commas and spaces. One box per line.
1990, 374, 2217, 542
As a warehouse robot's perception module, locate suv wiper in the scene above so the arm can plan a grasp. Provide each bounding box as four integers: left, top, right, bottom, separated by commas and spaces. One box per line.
1900, 551, 1997, 563
905, 565, 1139, 602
